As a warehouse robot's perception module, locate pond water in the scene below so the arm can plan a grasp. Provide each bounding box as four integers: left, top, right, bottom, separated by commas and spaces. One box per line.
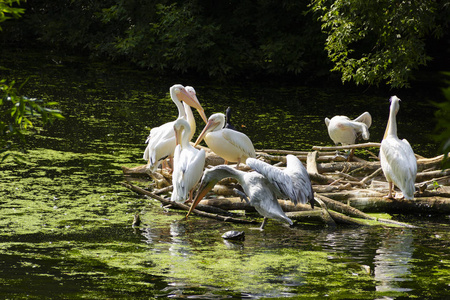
0, 48, 449, 299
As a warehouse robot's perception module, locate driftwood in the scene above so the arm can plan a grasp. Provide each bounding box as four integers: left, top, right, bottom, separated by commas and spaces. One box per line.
121, 143, 449, 228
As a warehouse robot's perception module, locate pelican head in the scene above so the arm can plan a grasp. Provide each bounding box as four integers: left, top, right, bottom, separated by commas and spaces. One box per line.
173, 118, 190, 146
185, 168, 220, 219
389, 95, 401, 114
170, 84, 208, 123
194, 113, 226, 147
383, 95, 401, 139
185, 86, 208, 123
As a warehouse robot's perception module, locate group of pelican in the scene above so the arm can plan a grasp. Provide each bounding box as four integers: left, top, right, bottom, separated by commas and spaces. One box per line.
143, 84, 314, 229
324, 95, 417, 200
143, 85, 417, 229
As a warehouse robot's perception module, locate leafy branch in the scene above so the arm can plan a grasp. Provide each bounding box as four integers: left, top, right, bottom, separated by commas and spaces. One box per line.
0, 79, 64, 162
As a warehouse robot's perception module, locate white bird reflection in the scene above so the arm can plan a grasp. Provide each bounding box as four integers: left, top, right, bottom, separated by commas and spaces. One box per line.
374, 229, 414, 293
168, 221, 192, 258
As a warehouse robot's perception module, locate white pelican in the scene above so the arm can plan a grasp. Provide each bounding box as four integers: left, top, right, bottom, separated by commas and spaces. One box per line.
325, 112, 372, 146
171, 118, 205, 203
143, 84, 208, 172
379, 96, 417, 200
194, 113, 256, 168
186, 155, 314, 230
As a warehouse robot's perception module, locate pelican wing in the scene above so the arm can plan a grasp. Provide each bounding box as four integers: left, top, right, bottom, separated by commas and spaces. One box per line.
171, 147, 205, 203
246, 157, 298, 204
222, 129, 256, 158
380, 137, 417, 199
284, 154, 314, 205
353, 112, 372, 128
143, 121, 176, 161
171, 145, 184, 202
348, 121, 370, 140
182, 148, 205, 193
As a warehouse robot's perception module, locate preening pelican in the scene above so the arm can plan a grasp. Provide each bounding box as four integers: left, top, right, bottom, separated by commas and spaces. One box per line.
224, 107, 238, 131
171, 118, 205, 203
143, 84, 208, 172
379, 96, 417, 200
325, 112, 372, 146
194, 113, 256, 168
186, 155, 314, 230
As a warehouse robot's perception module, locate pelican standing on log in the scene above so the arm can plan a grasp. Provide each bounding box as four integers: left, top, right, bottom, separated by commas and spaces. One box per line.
186, 155, 314, 230
194, 113, 256, 168
171, 118, 205, 203
379, 96, 417, 200
143, 84, 208, 172
325, 112, 372, 146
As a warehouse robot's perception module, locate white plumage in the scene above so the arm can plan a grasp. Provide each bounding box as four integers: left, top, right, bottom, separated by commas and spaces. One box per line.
186, 155, 314, 230
171, 118, 205, 203
143, 84, 207, 172
379, 96, 417, 200
194, 113, 256, 168
325, 112, 372, 145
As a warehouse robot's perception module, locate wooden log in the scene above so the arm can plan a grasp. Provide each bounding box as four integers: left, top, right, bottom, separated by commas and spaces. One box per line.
312, 142, 382, 151
199, 197, 254, 211
197, 197, 314, 213
257, 152, 347, 163
319, 189, 450, 214
153, 185, 173, 195
415, 169, 450, 182
315, 193, 376, 220
317, 161, 380, 174
307, 151, 319, 174
419, 176, 450, 190
360, 167, 383, 185
286, 210, 367, 226
285, 210, 329, 224
314, 197, 337, 227
316, 155, 445, 174
122, 165, 149, 175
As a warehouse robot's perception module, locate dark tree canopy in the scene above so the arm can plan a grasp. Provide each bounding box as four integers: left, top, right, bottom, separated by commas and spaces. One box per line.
312, 0, 450, 88
1, 0, 449, 86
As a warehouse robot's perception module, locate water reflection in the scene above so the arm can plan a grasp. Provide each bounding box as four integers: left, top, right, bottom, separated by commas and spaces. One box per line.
168, 221, 192, 258
222, 239, 245, 250
374, 229, 414, 293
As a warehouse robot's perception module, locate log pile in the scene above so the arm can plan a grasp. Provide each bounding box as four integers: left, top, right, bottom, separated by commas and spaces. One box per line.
122, 143, 450, 227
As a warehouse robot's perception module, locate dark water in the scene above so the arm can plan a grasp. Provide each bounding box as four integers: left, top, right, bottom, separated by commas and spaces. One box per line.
0, 48, 449, 299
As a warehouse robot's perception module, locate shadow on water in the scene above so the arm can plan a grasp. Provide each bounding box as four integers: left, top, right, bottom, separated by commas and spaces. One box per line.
0, 48, 449, 299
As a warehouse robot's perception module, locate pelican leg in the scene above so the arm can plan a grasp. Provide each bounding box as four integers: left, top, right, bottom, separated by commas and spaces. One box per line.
346, 148, 355, 162
236, 158, 241, 169
385, 182, 394, 199
187, 189, 194, 204
259, 217, 268, 230
168, 155, 174, 173
233, 188, 250, 204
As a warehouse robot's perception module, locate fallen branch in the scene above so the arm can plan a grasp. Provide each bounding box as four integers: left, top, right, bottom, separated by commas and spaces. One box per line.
312, 142, 382, 151
415, 169, 450, 182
